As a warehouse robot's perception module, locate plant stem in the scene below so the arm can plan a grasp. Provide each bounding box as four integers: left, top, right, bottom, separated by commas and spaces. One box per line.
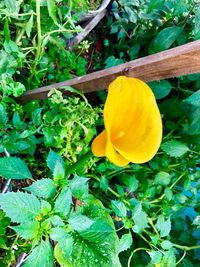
172, 243, 200, 251
30, 0, 42, 80
176, 250, 186, 266
128, 247, 150, 267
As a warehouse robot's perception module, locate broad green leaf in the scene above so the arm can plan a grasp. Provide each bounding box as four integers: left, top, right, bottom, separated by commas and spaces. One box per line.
68, 214, 95, 232
54, 188, 72, 217
100, 176, 109, 192
47, 149, 64, 172
156, 215, 171, 238
40, 200, 52, 215
164, 187, 173, 201
149, 80, 172, 100
31, 108, 43, 126
11, 221, 40, 240
0, 104, 8, 129
54, 244, 72, 267
154, 172, 171, 186
162, 249, 176, 266
118, 232, 133, 253
111, 200, 127, 217
23, 240, 53, 267
148, 0, 165, 12
69, 219, 121, 267
0, 192, 40, 223
0, 157, 32, 179
69, 175, 89, 199
161, 140, 189, 157
25, 178, 56, 199
149, 26, 183, 53
183, 89, 200, 107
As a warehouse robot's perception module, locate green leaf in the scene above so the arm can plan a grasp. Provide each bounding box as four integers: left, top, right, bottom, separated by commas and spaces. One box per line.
148, 251, 162, 264
0, 237, 7, 249
53, 161, 65, 181
156, 215, 171, 238
193, 5, 200, 40
183, 89, 200, 107
121, 174, 139, 193
69, 219, 121, 267
164, 187, 173, 201
54, 188, 72, 217
100, 176, 109, 192
47, 149, 64, 172
111, 200, 127, 217
149, 26, 183, 53
0, 104, 8, 129
47, 0, 58, 24
11, 221, 40, 240
69, 175, 89, 199
25, 178, 56, 199
0, 192, 40, 223
118, 232, 133, 253
26, 14, 33, 38
54, 244, 72, 267
160, 240, 173, 250
132, 210, 148, 233
31, 108, 43, 126
50, 227, 73, 257
68, 214, 95, 232
149, 80, 172, 100
23, 240, 53, 267
0, 157, 32, 179
154, 172, 171, 186
161, 140, 190, 157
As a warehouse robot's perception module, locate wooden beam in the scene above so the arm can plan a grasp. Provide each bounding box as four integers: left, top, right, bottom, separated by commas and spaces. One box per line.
19, 40, 200, 102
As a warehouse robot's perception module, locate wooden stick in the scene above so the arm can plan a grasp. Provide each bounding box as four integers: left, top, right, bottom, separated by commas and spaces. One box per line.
68, 10, 107, 50
19, 40, 200, 102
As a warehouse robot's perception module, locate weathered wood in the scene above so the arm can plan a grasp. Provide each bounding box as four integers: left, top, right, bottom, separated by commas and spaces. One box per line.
19, 40, 200, 102
68, 9, 107, 50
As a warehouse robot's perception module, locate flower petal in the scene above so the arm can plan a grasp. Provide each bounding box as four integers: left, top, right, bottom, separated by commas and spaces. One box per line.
91, 130, 107, 157
106, 139, 129, 167
112, 78, 162, 163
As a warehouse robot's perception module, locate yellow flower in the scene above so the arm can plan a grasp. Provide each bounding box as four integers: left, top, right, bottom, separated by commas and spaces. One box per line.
91, 76, 162, 167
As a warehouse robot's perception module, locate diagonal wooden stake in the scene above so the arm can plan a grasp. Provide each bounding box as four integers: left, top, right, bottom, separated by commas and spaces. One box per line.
19, 40, 200, 102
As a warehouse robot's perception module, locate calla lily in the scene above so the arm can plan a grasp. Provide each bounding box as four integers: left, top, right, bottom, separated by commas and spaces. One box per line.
91, 76, 162, 167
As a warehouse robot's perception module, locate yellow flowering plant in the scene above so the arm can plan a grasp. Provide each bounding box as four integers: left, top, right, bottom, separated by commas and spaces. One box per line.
92, 76, 163, 167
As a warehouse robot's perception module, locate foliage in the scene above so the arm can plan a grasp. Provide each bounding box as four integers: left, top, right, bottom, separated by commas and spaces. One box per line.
0, 0, 200, 266
0, 151, 121, 267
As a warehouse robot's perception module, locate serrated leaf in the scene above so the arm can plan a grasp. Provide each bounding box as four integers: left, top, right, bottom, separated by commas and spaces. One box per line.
156, 215, 171, 238
118, 232, 133, 253
148, 251, 162, 264
69, 219, 121, 267
183, 89, 200, 107
25, 178, 56, 199
69, 175, 89, 199
0, 157, 32, 179
161, 240, 173, 250
47, 149, 64, 172
0, 192, 40, 223
50, 227, 73, 257
0, 104, 8, 129
121, 174, 139, 193
132, 210, 148, 233
149, 80, 172, 100
154, 171, 171, 186
68, 214, 95, 232
54, 188, 72, 217
23, 240, 53, 267
161, 140, 189, 157
11, 221, 40, 240
111, 200, 127, 217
